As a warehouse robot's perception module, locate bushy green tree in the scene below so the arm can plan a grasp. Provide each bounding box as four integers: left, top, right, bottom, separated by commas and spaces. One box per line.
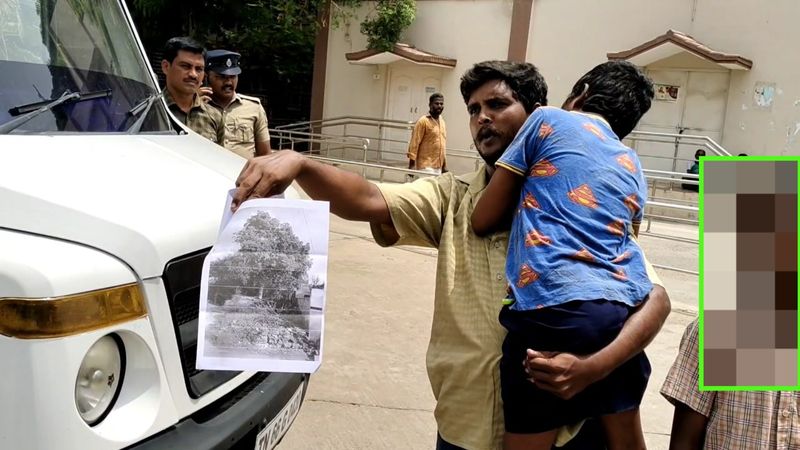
125, 0, 415, 122
128, 0, 326, 80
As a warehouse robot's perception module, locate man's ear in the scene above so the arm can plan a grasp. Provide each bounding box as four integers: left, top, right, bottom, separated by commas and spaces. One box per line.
562, 83, 590, 111
161, 60, 169, 76
571, 83, 590, 109
571, 94, 587, 110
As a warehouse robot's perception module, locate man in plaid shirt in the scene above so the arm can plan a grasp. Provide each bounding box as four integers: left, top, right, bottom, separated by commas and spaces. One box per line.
661, 319, 800, 449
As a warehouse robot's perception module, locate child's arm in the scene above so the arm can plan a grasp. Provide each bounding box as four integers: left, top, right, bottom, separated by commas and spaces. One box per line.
471, 109, 549, 236
471, 166, 524, 236
524, 283, 670, 398
668, 403, 708, 450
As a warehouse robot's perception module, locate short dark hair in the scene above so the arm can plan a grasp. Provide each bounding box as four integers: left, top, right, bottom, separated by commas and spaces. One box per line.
566, 60, 654, 139
163, 37, 206, 63
429, 92, 444, 103
460, 61, 548, 113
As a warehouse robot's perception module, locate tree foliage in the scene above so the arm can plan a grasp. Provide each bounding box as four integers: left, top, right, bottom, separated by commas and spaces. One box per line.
127, 0, 328, 81
210, 211, 312, 310
125, 0, 416, 122
328, 0, 364, 28
127, 0, 417, 66
360, 0, 416, 51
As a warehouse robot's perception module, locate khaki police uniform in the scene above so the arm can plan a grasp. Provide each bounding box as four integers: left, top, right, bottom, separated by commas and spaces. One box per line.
163, 89, 225, 145
210, 93, 270, 159
205, 49, 270, 159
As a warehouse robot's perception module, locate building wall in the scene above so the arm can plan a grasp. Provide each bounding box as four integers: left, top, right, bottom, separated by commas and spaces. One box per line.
403, 0, 514, 160
693, 0, 800, 156
525, 0, 800, 156
322, 0, 800, 174
525, 0, 693, 109
323, 3, 389, 132
323, 0, 513, 173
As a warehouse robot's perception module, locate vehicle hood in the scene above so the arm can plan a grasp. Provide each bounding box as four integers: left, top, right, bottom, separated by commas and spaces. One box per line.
1, 133, 250, 278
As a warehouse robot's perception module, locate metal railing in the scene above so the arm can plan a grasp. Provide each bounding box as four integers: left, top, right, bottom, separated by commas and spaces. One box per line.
273, 117, 484, 175
274, 115, 414, 131
269, 117, 731, 275
628, 130, 730, 156
626, 130, 730, 175
302, 155, 444, 181
276, 114, 480, 160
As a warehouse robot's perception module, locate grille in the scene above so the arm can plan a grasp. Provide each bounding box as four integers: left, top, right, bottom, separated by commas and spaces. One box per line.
163, 249, 239, 398
174, 289, 199, 325
192, 373, 270, 423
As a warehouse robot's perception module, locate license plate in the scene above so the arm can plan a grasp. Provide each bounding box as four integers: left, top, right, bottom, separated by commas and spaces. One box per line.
254, 384, 304, 450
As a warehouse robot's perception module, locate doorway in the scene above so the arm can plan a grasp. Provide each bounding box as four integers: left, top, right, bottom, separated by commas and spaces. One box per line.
383, 63, 442, 162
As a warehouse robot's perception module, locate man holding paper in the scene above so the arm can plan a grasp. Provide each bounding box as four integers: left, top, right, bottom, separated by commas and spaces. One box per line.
232, 60, 671, 450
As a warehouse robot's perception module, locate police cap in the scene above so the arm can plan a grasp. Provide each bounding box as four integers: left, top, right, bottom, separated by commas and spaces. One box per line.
206, 49, 242, 76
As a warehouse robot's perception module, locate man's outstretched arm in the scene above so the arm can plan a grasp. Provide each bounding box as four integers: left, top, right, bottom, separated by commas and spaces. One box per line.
233, 151, 391, 224
525, 283, 671, 399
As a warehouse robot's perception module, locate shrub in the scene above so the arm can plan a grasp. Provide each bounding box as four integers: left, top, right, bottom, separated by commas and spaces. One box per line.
360, 0, 416, 51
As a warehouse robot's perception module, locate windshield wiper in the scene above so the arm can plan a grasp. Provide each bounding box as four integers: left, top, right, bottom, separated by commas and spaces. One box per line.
0, 89, 112, 134
126, 91, 163, 134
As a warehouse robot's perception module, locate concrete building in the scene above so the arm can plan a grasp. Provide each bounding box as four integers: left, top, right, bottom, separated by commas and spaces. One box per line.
311, 0, 800, 173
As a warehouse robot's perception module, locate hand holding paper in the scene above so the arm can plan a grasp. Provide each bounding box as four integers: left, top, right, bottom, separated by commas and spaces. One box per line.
198, 192, 330, 374
233, 151, 305, 211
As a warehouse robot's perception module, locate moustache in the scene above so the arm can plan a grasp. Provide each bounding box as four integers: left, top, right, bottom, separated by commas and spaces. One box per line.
477, 126, 499, 141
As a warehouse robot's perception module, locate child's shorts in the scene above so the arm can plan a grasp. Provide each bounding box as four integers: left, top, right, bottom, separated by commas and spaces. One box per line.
499, 299, 651, 434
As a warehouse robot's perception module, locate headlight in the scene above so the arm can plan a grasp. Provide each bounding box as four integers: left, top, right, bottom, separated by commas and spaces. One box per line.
75, 334, 125, 425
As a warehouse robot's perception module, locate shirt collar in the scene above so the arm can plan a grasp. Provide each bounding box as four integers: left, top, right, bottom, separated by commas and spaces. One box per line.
572, 110, 612, 130
462, 164, 490, 195
210, 93, 242, 110
191, 92, 207, 110
162, 89, 175, 106
163, 89, 206, 111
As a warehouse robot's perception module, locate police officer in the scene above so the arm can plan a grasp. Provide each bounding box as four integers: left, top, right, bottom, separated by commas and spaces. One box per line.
161, 37, 225, 145
205, 49, 271, 158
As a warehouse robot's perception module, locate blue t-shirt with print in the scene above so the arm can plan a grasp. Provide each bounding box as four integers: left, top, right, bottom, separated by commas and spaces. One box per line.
495, 106, 653, 311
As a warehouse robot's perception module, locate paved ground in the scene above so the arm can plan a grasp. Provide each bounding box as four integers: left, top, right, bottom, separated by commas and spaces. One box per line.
279, 201, 699, 450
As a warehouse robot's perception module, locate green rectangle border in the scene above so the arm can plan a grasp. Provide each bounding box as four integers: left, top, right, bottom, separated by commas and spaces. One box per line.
698, 155, 800, 391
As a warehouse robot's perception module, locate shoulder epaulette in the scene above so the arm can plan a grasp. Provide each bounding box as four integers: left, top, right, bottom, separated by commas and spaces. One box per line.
238, 94, 262, 104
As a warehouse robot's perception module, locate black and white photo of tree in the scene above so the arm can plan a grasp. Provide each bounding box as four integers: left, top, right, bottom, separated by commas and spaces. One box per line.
203, 210, 324, 361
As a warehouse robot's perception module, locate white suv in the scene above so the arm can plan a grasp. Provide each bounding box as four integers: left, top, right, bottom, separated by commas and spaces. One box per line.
0, 1, 306, 449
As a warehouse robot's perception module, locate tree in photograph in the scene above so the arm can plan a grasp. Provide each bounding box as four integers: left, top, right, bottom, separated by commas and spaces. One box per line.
210, 212, 312, 311
309, 274, 326, 289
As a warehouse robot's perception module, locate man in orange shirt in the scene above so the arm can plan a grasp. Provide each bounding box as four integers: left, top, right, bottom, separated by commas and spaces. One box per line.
407, 93, 447, 174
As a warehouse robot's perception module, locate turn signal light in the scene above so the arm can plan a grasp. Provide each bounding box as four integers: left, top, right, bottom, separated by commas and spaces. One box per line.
0, 283, 147, 339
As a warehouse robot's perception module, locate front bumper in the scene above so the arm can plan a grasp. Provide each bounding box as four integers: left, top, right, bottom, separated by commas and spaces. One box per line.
128, 372, 306, 450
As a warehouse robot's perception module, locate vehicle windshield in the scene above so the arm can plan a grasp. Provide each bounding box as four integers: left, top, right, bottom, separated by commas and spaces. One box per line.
0, 0, 172, 133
